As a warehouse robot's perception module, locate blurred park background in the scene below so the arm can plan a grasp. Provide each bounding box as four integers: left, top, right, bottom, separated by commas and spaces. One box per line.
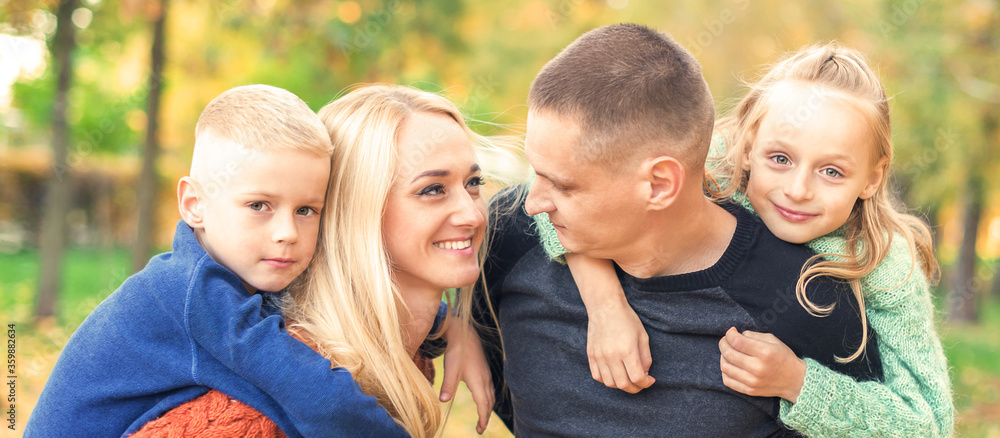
1, 0, 999, 436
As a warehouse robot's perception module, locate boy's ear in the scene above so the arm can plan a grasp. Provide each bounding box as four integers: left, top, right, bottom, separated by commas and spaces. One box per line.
177, 177, 205, 228
644, 156, 685, 210
859, 156, 889, 200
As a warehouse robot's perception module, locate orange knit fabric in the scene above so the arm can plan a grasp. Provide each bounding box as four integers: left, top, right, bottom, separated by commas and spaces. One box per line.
130, 351, 435, 437
129, 389, 287, 438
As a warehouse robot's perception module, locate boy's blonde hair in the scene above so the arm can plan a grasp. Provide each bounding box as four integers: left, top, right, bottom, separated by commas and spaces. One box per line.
192, 84, 332, 170
283, 84, 524, 437
709, 43, 939, 362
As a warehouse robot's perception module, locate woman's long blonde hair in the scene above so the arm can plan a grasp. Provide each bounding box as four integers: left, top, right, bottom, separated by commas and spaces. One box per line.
283, 84, 526, 436
709, 43, 939, 362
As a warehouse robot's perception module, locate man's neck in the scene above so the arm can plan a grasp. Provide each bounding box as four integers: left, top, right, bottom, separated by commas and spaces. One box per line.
614, 196, 737, 279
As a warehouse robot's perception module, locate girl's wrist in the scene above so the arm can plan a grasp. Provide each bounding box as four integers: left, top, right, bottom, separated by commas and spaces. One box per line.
782, 357, 807, 403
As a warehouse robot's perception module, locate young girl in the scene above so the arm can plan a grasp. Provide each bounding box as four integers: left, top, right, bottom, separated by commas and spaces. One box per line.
534, 43, 954, 437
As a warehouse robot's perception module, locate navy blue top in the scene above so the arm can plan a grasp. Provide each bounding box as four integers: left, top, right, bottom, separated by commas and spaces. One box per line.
25, 221, 408, 438
475, 188, 882, 437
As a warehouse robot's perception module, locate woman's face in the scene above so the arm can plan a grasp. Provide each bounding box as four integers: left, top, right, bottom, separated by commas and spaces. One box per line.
383, 111, 487, 294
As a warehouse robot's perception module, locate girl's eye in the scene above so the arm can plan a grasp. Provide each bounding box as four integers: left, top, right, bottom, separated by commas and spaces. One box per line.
296, 206, 318, 216
822, 168, 841, 178
770, 155, 790, 166
248, 202, 266, 211
418, 184, 445, 196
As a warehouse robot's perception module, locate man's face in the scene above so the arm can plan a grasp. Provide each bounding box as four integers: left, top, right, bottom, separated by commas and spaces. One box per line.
524, 109, 645, 259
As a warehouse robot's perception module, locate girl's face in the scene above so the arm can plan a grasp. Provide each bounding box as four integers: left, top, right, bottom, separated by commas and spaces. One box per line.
745, 81, 886, 244
382, 111, 487, 294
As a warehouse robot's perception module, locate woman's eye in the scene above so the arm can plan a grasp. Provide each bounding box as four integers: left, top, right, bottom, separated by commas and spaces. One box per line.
249, 202, 266, 211
466, 176, 485, 188
822, 168, 841, 178
296, 206, 318, 216
770, 155, 790, 166
418, 184, 444, 196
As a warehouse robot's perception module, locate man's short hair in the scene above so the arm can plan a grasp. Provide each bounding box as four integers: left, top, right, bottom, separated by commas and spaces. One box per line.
194, 84, 332, 158
529, 23, 715, 172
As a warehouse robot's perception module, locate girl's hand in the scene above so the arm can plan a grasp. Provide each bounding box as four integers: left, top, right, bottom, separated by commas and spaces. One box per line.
718, 327, 806, 402
586, 297, 655, 394
440, 318, 494, 434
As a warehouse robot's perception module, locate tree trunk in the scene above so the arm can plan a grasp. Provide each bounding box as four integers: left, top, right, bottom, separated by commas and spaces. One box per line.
36, 0, 78, 321
132, 0, 168, 273
947, 176, 982, 323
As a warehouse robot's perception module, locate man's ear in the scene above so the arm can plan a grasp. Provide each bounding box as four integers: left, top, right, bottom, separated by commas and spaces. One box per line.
644, 156, 685, 210
859, 156, 889, 200
177, 177, 205, 228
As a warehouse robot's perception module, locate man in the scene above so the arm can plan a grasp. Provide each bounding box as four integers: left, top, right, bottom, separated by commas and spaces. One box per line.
476, 23, 882, 437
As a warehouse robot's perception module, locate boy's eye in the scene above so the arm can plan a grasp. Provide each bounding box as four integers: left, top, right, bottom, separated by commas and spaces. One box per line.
248, 202, 266, 211
822, 168, 841, 178
418, 184, 444, 196
296, 206, 318, 216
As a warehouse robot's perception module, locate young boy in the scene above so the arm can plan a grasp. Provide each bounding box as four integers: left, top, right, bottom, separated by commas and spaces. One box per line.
25, 85, 407, 438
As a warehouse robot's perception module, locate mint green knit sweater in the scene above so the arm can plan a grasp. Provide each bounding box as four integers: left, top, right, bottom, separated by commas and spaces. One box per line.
532, 197, 954, 437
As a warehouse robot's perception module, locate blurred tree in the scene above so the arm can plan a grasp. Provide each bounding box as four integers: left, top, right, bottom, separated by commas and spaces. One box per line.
132, 0, 167, 273
36, 0, 77, 320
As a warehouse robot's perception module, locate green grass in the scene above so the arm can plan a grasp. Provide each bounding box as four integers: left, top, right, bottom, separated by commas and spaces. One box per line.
0, 248, 132, 329
940, 299, 1000, 437
2, 248, 999, 436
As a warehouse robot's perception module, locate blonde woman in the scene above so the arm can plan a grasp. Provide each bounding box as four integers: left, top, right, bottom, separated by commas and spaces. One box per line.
133, 84, 526, 437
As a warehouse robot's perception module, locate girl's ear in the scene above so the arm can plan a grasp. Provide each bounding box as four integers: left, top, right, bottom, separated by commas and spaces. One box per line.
741, 140, 753, 171
177, 177, 205, 228
859, 157, 889, 200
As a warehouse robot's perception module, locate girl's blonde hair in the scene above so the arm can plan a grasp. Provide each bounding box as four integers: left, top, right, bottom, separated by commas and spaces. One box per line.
283, 84, 524, 437
709, 43, 939, 362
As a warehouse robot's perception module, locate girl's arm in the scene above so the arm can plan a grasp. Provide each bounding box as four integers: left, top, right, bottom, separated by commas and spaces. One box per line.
566, 253, 655, 394
533, 212, 655, 393
722, 236, 953, 437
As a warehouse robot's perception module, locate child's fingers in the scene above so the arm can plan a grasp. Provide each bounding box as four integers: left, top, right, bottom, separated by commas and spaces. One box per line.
719, 352, 761, 395
439, 350, 461, 402
607, 361, 642, 394
741, 330, 780, 344
639, 334, 653, 373
624, 355, 655, 391
719, 333, 756, 371
470, 383, 492, 434
724, 327, 769, 358
587, 345, 605, 384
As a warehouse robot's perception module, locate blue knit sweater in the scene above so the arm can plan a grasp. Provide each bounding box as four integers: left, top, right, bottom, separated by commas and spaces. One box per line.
25, 221, 407, 438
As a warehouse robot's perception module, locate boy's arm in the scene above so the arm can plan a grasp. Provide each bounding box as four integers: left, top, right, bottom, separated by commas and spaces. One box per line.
439, 315, 494, 434
566, 253, 655, 394
186, 261, 407, 438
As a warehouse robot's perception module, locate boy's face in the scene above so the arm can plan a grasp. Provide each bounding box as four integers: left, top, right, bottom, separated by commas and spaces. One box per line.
191, 142, 330, 293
